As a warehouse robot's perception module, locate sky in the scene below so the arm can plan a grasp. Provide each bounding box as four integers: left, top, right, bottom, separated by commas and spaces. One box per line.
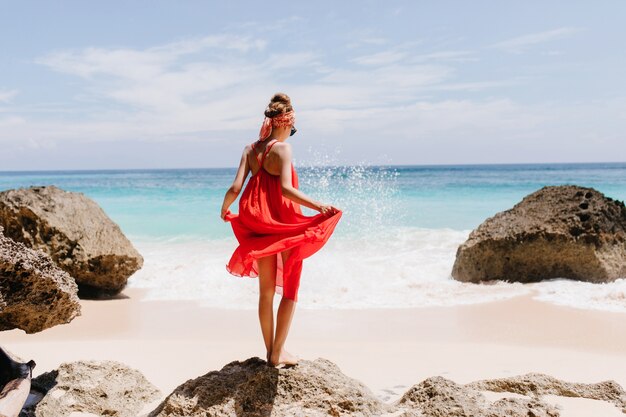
1, 0, 625, 170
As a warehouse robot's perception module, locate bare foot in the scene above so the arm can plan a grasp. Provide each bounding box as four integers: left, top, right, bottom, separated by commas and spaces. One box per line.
266, 350, 272, 364
269, 349, 299, 367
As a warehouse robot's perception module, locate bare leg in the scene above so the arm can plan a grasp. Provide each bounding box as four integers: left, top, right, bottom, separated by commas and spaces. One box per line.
270, 249, 299, 366
257, 255, 277, 362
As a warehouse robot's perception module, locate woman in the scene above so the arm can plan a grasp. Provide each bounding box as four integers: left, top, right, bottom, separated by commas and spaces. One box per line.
221, 93, 342, 367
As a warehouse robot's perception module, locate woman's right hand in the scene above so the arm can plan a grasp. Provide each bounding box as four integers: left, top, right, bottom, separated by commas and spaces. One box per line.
318, 204, 340, 216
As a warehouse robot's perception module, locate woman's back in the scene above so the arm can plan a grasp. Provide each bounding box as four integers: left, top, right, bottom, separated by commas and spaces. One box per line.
239, 139, 299, 228
249, 139, 283, 176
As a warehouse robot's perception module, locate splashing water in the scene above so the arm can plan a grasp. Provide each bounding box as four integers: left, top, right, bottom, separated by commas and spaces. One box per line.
298, 163, 401, 237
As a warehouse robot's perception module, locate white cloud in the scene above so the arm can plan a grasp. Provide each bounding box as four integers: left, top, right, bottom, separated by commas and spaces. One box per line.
16, 34, 477, 146
491, 27, 581, 53
352, 50, 408, 66
264, 52, 320, 70
354, 48, 477, 68
427, 80, 515, 92
319, 64, 452, 93
0, 89, 18, 103
0, 115, 25, 127
411, 50, 477, 63
31, 35, 278, 134
36, 34, 267, 80
150, 35, 267, 55
344, 28, 388, 49
2, 26, 623, 169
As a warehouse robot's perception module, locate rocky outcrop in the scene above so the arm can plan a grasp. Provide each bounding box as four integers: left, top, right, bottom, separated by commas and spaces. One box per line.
452, 185, 626, 283
487, 398, 560, 417
396, 373, 626, 416
0, 186, 143, 295
397, 376, 486, 416
149, 357, 392, 417
0, 227, 80, 333
8, 357, 624, 417
396, 376, 559, 417
149, 357, 626, 416
21, 360, 161, 417
467, 372, 626, 413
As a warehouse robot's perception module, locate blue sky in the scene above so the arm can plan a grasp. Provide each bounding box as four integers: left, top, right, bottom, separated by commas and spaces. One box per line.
1, 1, 625, 170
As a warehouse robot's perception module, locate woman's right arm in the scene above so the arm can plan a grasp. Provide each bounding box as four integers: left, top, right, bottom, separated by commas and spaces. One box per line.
277, 143, 339, 216
220, 146, 250, 220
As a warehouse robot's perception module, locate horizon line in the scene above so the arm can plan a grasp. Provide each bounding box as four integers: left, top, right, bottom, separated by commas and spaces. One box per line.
1, 160, 626, 175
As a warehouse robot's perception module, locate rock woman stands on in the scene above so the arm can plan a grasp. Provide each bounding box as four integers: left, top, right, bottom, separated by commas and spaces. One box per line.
221, 93, 342, 367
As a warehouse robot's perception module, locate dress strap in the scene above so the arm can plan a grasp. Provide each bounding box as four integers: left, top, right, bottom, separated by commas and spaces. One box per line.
259, 139, 278, 167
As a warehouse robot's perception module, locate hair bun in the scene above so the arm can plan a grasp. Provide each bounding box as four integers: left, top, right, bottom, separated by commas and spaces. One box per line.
270, 93, 291, 104
264, 92, 293, 118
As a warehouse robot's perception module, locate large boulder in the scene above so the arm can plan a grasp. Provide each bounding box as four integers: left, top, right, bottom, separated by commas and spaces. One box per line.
452, 185, 626, 283
149, 357, 392, 417
0, 186, 143, 295
0, 227, 80, 333
21, 360, 161, 417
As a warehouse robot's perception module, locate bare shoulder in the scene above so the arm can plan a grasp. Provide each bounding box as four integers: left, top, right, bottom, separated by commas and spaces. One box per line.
272, 141, 292, 155
241, 144, 253, 159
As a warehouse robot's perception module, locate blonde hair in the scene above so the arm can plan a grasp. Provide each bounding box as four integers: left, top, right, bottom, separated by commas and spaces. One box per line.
264, 93, 293, 118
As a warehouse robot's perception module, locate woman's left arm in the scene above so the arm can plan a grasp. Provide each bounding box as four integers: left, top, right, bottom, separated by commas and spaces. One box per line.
220, 147, 250, 220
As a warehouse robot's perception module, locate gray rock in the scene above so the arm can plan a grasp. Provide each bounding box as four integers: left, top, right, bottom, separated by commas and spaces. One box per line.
396, 376, 485, 416
21, 360, 161, 417
397, 372, 626, 416
452, 185, 626, 283
0, 186, 143, 295
0, 227, 80, 333
487, 397, 559, 417
149, 357, 392, 417
467, 372, 626, 413
397, 376, 559, 416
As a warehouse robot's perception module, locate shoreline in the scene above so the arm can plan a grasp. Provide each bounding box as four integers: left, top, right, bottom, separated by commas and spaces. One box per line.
1, 161, 625, 175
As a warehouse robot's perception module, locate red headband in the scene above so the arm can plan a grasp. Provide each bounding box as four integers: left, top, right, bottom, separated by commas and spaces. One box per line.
258, 110, 296, 141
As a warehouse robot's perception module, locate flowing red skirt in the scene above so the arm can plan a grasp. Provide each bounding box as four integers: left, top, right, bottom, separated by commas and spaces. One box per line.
224, 164, 341, 301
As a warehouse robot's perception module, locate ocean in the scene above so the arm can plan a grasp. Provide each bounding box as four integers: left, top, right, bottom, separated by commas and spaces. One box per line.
1, 162, 625, 311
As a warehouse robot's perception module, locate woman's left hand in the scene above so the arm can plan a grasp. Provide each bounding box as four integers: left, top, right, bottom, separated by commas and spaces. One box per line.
319, 204, 340, 216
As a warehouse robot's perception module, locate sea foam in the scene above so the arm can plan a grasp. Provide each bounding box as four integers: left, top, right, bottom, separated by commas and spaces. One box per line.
128, 229, 626, 312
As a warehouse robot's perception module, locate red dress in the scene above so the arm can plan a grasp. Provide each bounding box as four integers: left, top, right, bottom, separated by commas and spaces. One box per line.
224, 139, 342, 301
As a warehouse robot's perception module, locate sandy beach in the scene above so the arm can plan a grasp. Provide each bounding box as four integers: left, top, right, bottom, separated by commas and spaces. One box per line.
3, 288, 625, 416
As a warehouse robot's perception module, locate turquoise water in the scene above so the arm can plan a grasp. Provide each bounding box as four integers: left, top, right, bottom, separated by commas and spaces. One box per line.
1, 162, 625, 240
2, 163, 626, 311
